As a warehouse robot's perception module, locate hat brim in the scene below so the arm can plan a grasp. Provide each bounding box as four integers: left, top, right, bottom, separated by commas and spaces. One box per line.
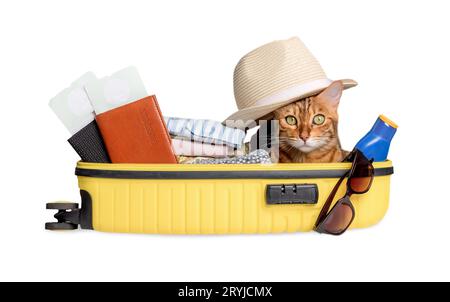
223, 79, 357, 129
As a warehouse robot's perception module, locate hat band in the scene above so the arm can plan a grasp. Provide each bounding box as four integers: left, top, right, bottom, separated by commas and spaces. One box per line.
252, 78, 332, 107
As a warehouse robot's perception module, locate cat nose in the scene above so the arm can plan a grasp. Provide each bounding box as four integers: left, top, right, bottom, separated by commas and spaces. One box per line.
300, 135, 309, 142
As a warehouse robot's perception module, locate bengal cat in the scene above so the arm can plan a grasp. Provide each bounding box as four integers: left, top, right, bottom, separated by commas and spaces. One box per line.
270, 81, 349, 163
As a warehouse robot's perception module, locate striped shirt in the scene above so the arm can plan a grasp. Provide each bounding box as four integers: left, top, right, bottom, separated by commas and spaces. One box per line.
164, 117, 245, 148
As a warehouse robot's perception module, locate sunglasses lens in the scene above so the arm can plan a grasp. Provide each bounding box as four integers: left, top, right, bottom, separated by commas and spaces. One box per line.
322, 201, 354, 234
349, 176, 371, 193
349, 162, 374, 193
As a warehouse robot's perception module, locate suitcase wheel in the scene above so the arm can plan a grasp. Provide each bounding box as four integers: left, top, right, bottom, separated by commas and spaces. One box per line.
46, 202, 79, 210
45, 222, 78, 230
46, 202, 80, 231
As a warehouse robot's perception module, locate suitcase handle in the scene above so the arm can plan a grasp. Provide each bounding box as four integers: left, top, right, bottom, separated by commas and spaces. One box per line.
265, 184, 318, 205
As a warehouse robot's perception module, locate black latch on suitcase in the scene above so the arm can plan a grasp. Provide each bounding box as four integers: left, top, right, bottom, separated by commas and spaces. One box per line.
266, 184, 318, 205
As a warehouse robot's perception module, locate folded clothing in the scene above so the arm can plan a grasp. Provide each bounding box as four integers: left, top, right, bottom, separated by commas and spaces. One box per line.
189, 149, 272, 164
165, 117, 245, 148
171, 138, 244, 157
249, 120, 279, 162
176, 155, 211, 164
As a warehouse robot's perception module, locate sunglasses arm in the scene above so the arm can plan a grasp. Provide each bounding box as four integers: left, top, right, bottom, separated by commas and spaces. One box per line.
314, 171, 349, 228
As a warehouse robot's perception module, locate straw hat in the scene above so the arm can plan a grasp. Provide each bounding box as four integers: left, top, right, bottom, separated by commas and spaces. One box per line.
224, 37, 357, 127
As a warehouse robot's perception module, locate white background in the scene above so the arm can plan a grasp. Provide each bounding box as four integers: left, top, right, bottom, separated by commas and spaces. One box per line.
0, 0, 449, 281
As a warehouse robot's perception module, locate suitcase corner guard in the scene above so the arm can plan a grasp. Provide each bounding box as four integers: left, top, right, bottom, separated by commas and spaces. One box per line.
45, 190, 93, 231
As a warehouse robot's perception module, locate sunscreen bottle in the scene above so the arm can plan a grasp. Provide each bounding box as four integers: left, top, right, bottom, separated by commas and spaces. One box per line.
354, 115, 397, 161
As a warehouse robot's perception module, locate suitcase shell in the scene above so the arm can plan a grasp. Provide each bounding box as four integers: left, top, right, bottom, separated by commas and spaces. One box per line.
67, 160, 393, 234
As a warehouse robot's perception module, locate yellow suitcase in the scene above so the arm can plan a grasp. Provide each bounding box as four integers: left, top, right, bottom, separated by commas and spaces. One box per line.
46, 161, 393, 234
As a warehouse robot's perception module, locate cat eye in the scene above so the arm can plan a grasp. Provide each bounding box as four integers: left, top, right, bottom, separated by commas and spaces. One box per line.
285, 115, 297, 125
313, 114, 325, 125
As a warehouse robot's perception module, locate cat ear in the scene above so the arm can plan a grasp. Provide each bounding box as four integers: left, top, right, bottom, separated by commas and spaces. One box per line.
317, 80, 343, 108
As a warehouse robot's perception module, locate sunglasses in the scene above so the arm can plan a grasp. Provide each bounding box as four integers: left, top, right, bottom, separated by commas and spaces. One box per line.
314, 149, 374, 235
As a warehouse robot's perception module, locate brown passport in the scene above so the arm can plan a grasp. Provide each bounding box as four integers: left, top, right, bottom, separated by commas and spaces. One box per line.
95, 95, 177, 163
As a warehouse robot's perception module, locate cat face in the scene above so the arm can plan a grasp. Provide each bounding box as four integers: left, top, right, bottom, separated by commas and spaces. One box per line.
273, 81, 343, 154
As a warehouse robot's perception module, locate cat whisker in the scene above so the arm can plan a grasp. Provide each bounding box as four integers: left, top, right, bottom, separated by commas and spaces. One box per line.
278, 137, 298, 141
